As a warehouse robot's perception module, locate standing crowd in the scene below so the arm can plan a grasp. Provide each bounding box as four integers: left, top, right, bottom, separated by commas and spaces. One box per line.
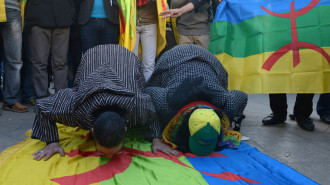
0, 0, 216, 113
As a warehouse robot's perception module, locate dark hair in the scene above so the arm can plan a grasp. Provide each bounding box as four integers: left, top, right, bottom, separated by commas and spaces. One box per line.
93, 111, 126, 148
167, 77, 214, 116
174, 108, 224, 153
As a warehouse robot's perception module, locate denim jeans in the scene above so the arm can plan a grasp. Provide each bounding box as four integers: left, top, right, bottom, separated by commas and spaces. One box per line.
317, 93, 330, 116
21, 26, 36, 101
133, 24, 157, 81
80, 18, 119, 53
0, 8, 23, 105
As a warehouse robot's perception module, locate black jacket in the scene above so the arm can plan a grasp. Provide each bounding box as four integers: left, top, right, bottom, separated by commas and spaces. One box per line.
78, 0, 119, 25
25, 0, 75, 27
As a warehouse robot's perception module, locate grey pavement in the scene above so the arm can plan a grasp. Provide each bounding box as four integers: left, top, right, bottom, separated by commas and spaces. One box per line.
0, 94, 329, 184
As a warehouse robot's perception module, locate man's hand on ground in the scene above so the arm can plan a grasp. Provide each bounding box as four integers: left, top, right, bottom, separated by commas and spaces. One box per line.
152, 138, 180, 156
32, 142, 65, 161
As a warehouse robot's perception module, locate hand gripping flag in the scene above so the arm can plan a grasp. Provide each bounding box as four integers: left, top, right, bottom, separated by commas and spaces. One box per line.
0, 124, 318, 185
209, 0, 330, 93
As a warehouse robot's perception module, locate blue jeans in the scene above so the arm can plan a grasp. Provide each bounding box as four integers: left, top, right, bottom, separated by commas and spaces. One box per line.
80, 18, 118, 53
317, 93, 330, 116
0, 9, 23, 105
21, 26, 36, 101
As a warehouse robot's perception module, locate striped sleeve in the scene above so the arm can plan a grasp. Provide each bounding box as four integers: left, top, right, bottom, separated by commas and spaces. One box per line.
31, 110, 59, 143
31, 96, 61, 143
146, 118, 162, 139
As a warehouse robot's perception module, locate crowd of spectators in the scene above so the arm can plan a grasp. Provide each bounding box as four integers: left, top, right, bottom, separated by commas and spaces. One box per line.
0, 0, 329, 128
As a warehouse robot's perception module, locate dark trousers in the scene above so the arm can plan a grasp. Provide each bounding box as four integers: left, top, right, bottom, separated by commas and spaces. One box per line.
80, 18, 118, 53
67, 25, 82, 87
269, 93, 314, 118
317, 93, 330, 116
30, 26, 70, 98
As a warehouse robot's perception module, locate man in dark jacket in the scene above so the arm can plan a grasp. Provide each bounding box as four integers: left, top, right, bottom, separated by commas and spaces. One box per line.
25, 0, 75, 99
31, 45, 156, 161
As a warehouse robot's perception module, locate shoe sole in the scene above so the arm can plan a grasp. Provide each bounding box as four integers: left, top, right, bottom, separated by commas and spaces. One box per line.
3, 107, 28, 113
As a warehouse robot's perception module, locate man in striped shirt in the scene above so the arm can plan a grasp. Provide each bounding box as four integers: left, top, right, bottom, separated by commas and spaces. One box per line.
31, 45, 156, 161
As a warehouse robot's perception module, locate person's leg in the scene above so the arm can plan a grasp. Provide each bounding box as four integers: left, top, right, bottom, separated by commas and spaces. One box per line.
178, 35, 194, 45
140, 24, 157, 81
317, 93, 330, 122
194, 34, 210, 50
294, 93, 314, 131
51, 27, 70, 92
0, 37, 3, 103
30, 26, 52, 98
22, 26, 36, 103
1, 9, 24, 106
80, 19, 100, 53
294, 94, 314, 118
68, 25, 82, 81
262, 94, 287, 125
99, 19, 119, 45
133, 25, 141, 56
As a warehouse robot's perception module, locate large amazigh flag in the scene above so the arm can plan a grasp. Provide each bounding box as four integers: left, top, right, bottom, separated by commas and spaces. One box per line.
0, 124, 318, 185
209, 0, 330, 94
118, 0, 167, 54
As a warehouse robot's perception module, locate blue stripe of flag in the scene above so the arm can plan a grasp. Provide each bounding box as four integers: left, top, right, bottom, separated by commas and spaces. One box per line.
186, 142, 318, 185
214, 0, 330, 25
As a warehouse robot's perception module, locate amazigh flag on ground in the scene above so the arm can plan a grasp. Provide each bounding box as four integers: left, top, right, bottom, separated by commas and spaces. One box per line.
0, 124, 317, 185
209, 0, 330, 94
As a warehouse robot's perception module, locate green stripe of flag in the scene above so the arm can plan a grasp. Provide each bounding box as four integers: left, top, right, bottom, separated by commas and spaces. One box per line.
210, 5, 330, 58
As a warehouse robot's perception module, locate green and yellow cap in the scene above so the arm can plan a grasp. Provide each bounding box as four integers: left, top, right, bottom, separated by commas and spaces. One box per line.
188, 109, 221, 156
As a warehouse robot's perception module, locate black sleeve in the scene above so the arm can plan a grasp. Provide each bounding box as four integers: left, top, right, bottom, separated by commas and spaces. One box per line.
189, 0, 209, 11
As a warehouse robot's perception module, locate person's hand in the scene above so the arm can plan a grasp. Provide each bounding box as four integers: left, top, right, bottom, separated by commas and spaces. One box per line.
159, 9, 183, 19
32, 142, 65, 161
152, 138, 180, 156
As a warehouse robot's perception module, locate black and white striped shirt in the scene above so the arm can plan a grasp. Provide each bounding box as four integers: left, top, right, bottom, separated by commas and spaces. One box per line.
31, 45, 156, 143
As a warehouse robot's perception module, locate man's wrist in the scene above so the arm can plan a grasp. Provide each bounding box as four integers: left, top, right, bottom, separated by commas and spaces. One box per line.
152, 138, 162, 143
46, 141, 58, 145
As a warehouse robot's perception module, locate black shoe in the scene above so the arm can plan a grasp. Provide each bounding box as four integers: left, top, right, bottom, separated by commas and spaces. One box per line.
289, 114, 296, 120
320, 114, 330, 124
296, 116, 314, 131
262, 113, 286, 125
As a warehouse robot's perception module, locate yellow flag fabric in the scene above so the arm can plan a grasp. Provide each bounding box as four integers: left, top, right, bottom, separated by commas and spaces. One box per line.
216, 49, 330, 94
0, 0, 6, 22
155, 0, 167, 55
118, 0, 136, 51
1, 124, 316, 184
0, 125, 209, 185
